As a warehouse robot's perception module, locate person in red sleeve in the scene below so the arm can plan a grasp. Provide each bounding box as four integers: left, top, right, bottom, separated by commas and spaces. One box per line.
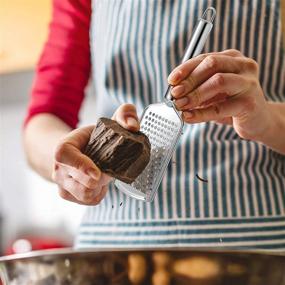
23, 0, 285, 249
24, 0, 144, 205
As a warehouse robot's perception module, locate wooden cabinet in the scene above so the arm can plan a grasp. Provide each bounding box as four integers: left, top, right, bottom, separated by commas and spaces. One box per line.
0, 0, 51, 74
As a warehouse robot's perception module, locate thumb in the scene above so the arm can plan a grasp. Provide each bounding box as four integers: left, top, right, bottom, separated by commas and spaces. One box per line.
112, 103, 140, 132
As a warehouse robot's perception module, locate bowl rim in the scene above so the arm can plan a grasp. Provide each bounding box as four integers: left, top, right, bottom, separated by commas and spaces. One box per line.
0, 247, 284, 263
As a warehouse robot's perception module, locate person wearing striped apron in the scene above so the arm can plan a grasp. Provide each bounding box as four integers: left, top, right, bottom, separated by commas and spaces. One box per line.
24, 0, 285, 251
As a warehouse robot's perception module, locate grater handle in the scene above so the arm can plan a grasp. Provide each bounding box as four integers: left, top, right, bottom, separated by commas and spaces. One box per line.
181, 7, 216, 62
164, 7, 216, 103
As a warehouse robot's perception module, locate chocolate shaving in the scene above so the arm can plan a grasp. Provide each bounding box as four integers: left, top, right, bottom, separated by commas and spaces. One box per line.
196, 173, 208, 183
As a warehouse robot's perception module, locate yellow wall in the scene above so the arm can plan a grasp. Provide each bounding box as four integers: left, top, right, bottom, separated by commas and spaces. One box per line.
0, 0, 51, 74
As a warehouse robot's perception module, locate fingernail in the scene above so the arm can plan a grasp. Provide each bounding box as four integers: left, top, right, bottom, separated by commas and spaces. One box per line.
127, 117, 139, 129
175, 97, 188, 109
171, 85, 185, 97
86, 168, 100, 180
168, 70, 182, 83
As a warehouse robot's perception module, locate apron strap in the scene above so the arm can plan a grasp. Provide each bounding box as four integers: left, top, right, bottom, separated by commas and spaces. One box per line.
281, 0, 285, 47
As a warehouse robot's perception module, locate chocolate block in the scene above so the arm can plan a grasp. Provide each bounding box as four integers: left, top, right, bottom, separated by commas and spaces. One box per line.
84, 118, 151, 184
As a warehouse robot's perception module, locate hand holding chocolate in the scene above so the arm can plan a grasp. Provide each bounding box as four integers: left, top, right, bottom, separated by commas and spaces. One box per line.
84, 118, 151, 184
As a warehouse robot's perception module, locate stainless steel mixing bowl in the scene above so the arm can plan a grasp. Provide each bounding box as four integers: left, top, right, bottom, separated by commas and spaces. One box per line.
0, 248, 284, 284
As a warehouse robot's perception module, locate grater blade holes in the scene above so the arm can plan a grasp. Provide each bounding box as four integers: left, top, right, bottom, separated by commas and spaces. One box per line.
133, 108, 182, 195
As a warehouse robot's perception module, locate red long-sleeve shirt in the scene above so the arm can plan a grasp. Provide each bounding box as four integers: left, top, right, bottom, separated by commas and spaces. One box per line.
25, 0, 91, 129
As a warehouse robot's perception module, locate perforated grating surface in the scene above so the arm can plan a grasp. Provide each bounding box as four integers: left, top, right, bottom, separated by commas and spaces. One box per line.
115, 103, 183, 201
134, 112, 180, 188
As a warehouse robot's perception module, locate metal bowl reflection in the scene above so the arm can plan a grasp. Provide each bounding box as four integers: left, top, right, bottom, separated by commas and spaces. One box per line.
0, 248, 284, 285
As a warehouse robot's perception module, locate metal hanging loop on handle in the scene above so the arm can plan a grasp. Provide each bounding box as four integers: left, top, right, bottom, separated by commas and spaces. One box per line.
164, 7, 216, 104
201, 7, 216, 24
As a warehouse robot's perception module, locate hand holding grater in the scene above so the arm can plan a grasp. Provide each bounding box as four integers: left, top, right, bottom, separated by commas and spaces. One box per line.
115, 8, 216, 202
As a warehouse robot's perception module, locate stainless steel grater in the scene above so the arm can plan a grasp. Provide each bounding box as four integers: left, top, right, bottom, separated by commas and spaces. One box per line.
115, 8, 216, 202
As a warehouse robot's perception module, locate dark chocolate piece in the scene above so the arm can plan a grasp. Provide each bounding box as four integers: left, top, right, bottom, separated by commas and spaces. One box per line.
84, 118, 151, 184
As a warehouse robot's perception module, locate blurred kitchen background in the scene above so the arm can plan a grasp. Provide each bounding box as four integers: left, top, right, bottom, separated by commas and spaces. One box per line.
0, 0, 116, 256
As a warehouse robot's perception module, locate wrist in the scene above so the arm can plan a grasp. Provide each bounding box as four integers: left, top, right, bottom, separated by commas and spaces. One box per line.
23, 114, 72, 181
257, 102, 285, 154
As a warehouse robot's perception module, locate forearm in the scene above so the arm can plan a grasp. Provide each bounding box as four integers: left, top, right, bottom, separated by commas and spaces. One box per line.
23, 114, 72, 181
259, 102, 285, 155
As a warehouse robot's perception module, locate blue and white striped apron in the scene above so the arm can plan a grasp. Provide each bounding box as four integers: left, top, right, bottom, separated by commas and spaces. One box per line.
76, 0, 285, 251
